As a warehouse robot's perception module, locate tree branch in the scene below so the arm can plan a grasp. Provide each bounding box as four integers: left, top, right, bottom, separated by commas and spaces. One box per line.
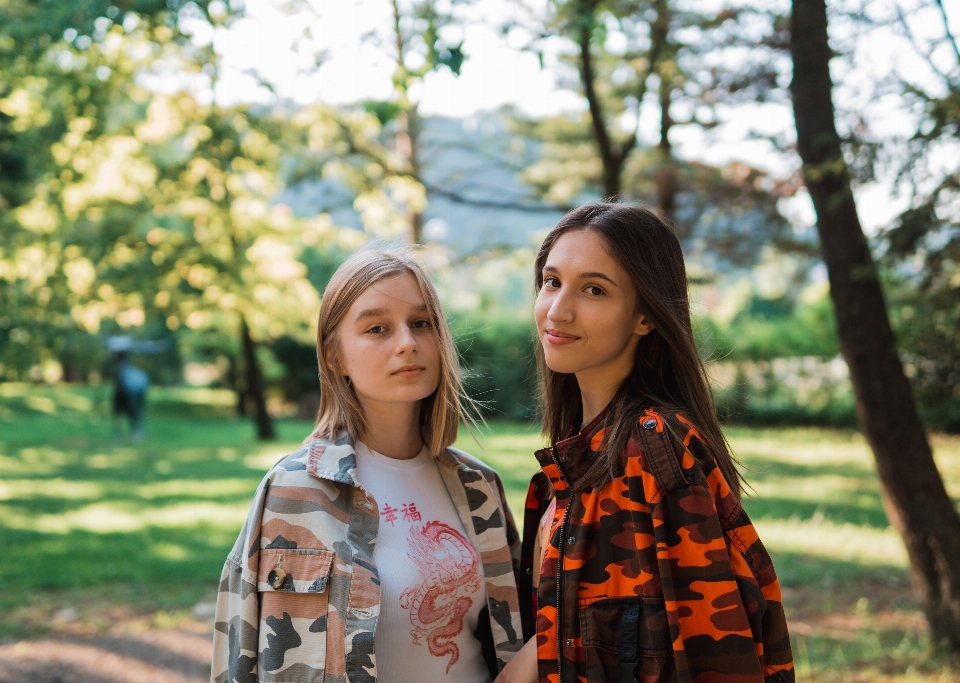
896, 5, 953, 84
934, 0, 960, 69
424, 183, 573, 213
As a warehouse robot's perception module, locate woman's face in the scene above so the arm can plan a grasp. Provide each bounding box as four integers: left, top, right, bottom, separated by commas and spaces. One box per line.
535, 228, 653, 379
331, 271, 441, 409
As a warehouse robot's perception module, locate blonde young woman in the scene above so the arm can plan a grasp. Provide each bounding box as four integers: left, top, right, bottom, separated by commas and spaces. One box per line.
211, 250, 524, 683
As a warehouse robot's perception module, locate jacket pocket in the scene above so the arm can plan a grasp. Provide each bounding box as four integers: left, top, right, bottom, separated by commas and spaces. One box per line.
257, 548, 335, 683
580, 597, 675, 683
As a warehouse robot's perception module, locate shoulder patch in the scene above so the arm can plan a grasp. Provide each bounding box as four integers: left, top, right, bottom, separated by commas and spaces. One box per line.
636, 408, 705, 491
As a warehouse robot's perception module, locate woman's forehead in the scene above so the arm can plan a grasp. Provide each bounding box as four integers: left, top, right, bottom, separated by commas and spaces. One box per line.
546, 229, 621, 273
350, 271, 427, 314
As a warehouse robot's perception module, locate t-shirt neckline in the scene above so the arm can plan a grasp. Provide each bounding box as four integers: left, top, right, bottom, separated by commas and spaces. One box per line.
355, 441, 431, 470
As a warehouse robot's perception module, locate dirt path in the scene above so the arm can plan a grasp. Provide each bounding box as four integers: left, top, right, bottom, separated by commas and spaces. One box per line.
0, 629, 212, 683
0, 580, 952, 683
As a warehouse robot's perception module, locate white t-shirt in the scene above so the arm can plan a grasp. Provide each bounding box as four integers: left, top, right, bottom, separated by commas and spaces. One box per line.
354, 442, 492, 683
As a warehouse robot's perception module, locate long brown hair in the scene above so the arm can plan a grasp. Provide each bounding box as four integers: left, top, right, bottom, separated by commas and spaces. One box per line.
534, 202, 744, 497
305, 248, 470, 457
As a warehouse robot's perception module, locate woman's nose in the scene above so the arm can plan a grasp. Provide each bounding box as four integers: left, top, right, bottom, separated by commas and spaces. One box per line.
547, 290, 574, 323
395, 324, 417, 353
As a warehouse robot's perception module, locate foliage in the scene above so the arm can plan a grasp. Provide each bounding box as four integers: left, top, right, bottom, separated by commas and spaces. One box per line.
453, 315, 538, 420
888, 277, 960, 432
878, 1, 960, 434
0, 2, 201, 377
698, 283, 839, 362
313, 0, 471, 242
503, 0, 811, 277
0, 0, 402, 399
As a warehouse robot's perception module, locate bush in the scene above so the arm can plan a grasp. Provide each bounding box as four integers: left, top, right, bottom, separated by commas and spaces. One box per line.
889, 285, 960, 433
711, 358, 857, 428
452, 316, 538, 421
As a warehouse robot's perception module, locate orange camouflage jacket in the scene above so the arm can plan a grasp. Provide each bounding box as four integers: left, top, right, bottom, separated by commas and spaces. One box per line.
518, 408, 794, 683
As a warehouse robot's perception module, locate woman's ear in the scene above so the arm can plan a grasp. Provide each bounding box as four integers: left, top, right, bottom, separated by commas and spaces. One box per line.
634, 314, 655, 337
324, 352, 340, 375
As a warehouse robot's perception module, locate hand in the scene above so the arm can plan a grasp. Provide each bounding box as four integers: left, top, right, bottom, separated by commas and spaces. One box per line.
495, 636, 538, 683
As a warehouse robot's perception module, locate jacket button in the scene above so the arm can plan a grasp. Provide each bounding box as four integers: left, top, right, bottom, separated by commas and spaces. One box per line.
267, 567, 287, 589
525, 567, 532, 575
565, 639, 573, 648
642, 418, 657, 430
567, 536, 575, 545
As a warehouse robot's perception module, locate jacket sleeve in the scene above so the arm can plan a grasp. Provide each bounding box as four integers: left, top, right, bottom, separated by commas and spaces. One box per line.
642, 413, 794, 683
211, 477, 269, 683
491, 468, 524, 586
518, 471, 553, 642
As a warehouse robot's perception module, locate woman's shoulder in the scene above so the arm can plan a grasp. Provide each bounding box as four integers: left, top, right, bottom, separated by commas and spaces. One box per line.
628, 406, 717, 490
267, 444, 313, 474
259, 436, 355, 490
443, 445, 500, 481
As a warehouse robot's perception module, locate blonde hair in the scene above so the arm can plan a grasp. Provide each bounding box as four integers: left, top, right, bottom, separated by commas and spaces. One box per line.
305, 248, 472, 456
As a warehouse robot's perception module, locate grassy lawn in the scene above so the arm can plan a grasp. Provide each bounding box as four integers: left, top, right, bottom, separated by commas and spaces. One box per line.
2, 382, 959, 680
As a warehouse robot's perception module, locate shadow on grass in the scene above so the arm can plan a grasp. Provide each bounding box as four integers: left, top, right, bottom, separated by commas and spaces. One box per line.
743, 496, 890, 529
0, 525, 236, 590
740, 458, 878, 483
768, 549, 909, 590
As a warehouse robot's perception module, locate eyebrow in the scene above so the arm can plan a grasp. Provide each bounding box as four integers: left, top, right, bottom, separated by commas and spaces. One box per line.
542, 265, 619, 287
354, 304, 428, 322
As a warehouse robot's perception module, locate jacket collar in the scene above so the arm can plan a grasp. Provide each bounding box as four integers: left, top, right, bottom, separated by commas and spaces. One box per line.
534, 409, 608, 487
306, 432, 361, 486
306, 431, 477, 487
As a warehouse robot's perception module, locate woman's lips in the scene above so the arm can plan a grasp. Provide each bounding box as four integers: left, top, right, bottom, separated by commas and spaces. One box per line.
393, 365, 425, 378
544, 329, 579, 346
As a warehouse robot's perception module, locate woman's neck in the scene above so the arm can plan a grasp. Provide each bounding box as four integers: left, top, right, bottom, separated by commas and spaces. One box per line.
357, 397, 424, 460
576, 364, 632, 426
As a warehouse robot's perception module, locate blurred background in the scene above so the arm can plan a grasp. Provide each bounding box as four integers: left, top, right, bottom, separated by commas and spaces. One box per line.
1, 0, 959, 681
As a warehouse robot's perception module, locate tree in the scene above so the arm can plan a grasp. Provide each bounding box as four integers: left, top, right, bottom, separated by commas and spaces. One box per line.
379, 0, 467, 242
507, 0, 668, 202
48, 88, 340, 440
881, 1, 960, 433
790, 0, 960, 653
0, 1, 230, 381
501, 0, 810, 280
0, 1, 348, 440
508, 0, 764, 217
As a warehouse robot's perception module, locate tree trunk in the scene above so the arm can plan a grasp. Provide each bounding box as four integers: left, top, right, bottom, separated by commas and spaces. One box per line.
655, 72, 678, 227
229, 352, 247, 417
406, 106, 424, 244
240, 317, 276, 441
391, 0, 424, 243
395, 106, 424, 243
791, 0, 960, 653
576, 3, 622, 199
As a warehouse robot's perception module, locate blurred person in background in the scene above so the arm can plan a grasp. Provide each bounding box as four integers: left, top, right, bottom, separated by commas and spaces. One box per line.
500, 203, 794, 683
212, 249, 524, 683
106, 336, 151, 440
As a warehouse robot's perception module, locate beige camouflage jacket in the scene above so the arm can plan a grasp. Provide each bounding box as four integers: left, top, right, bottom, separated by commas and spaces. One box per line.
211, 433, 524, 683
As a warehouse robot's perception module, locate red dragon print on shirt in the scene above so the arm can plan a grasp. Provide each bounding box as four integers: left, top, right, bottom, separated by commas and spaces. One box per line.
399, 520, 482, 673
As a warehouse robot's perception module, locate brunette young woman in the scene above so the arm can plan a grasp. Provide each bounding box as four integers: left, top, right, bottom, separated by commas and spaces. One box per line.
212, 249, 524, 683
499, 204, 794, 683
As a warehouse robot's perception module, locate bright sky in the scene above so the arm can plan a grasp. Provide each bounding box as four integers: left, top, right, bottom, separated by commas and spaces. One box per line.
195, 0, 958, 235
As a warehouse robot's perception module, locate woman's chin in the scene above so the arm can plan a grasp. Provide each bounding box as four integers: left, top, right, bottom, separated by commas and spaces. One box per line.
543, 354, 586, 376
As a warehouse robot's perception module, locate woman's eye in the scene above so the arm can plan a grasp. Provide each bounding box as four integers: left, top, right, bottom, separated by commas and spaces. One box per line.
366, 325, 386, 334
544, 276, 560, 288
412, 319, 432, 329
585, 285, 605, 296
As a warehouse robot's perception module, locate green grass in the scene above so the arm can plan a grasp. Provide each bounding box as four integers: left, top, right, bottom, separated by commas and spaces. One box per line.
2, 383, 959, 680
